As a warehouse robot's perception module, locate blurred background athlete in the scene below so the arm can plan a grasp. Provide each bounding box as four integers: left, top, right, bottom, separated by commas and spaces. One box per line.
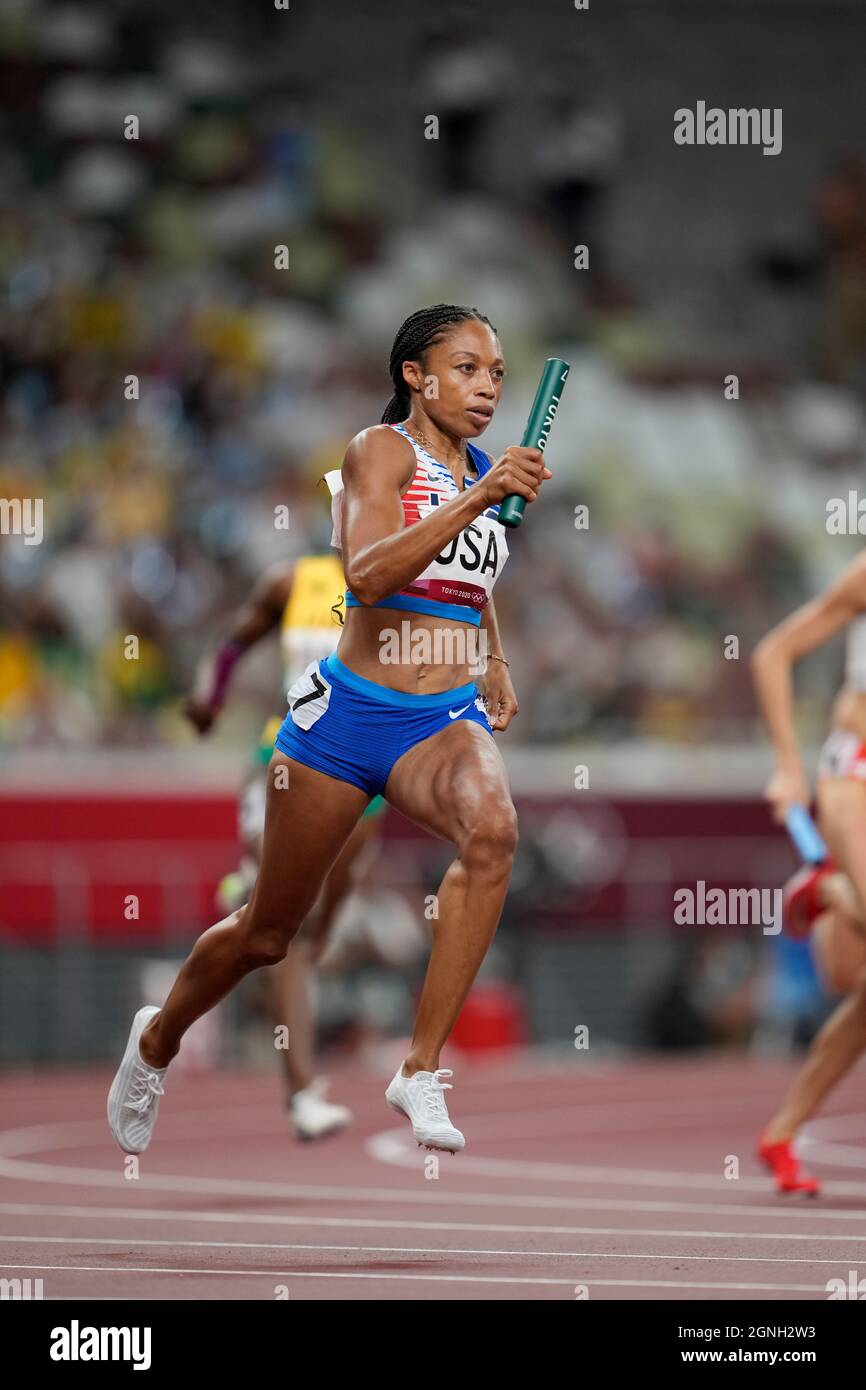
753, 551, 866, 1193
183, 552, 387, 1140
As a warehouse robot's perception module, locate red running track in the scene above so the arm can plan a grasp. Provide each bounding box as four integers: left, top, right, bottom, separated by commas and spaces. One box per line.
2, 1050, 866, 1301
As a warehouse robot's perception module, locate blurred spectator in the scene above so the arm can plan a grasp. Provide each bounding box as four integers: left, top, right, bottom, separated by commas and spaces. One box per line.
419, 22, 511, 195
815, 155, 866, 380
532, 61, 623, 288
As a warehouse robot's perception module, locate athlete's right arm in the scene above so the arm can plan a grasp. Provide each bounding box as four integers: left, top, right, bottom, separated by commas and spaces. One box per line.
751, 553, 866, 820
184, 563, 294, 734
341, 426, 548, 606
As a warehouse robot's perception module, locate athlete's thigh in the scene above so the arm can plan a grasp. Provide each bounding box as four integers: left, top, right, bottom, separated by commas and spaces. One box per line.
813, 909, 866, 994
817, 777, 866, 909
383, 720, 513, 842
246, 752, 370, 931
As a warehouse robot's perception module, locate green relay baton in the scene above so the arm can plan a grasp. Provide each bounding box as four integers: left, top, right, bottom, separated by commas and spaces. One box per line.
497, 357, 571, 529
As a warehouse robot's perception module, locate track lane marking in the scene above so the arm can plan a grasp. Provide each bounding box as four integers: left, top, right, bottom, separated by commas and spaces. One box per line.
366, 1125, 866, 1195
0, 1263, 836, 1292
2, 1202, 865, 1239
0, 1235, 862, 1265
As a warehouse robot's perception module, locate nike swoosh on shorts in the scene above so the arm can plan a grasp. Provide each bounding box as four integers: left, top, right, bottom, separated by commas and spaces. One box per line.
448, 702, 472, 719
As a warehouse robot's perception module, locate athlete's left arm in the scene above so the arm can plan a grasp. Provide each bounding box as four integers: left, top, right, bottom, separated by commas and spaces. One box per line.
479, 601, 518, 731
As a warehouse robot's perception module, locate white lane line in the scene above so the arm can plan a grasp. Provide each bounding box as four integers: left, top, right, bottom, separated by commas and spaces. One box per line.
0, 1234, 862, 1266
0, 1085, 800, 1151
366, 1127, 866, 1195
804, 1113, 866, 1137
7, 1120, 835, 1202
798, 1112, 866, 1168
4, 1116, 866, 1210
2, 1202, 865, 1241
802, 1143, 866, 1168
0, 1263, 833, 1292
0, 1090, 832, 1155
0, 1174, 864, 1222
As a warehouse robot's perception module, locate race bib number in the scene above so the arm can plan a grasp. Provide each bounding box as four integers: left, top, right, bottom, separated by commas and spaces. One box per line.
287, 660, 332, 730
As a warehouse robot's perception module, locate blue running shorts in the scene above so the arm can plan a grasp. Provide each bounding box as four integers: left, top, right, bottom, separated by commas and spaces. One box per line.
274, 652, 493, 799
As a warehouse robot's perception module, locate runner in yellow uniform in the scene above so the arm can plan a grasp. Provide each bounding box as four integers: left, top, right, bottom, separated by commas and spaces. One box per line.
185, 552, 386, 1139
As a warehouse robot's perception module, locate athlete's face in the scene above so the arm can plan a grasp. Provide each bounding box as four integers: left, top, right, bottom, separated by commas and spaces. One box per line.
411, 320, 505, 439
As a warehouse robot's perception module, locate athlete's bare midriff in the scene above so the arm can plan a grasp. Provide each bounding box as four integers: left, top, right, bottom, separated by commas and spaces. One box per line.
335, 605, 481, 693
831, 686, 866, 741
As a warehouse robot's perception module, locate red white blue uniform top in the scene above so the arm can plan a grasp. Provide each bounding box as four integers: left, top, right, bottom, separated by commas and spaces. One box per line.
324, 421, 509, 627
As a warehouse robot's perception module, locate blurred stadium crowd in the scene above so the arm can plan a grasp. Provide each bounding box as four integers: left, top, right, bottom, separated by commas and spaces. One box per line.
2, 0, 866, 752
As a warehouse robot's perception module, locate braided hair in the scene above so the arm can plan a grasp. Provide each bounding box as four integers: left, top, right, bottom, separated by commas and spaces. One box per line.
380, 304, 496, 425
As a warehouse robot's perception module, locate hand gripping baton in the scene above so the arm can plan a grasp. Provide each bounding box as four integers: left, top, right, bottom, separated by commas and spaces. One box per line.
497, 357, 571, 530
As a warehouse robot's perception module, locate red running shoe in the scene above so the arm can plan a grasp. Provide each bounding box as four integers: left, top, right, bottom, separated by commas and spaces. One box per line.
758, 1134, 821, 1196
782, 860, 836, 939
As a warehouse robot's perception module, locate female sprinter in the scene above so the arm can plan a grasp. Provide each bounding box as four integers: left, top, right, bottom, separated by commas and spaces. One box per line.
752, 550, 866, 1193
108, 303, 549, 1155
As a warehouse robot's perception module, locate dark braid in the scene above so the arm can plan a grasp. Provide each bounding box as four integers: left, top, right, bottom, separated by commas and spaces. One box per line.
380, 304, 496, 424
